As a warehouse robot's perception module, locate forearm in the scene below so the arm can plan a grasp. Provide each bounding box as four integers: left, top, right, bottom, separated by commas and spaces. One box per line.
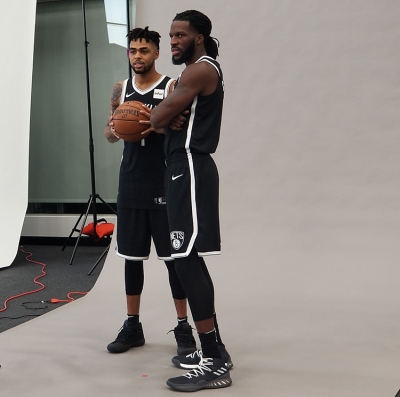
151, 84, 192, 129
104, 125, 120, 143
150, 105, 174, 129
105, 81, 123, 143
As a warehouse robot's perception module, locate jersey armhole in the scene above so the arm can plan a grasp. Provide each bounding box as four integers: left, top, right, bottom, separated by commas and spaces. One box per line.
120, 79, 128, 104
165, 78, 175, 97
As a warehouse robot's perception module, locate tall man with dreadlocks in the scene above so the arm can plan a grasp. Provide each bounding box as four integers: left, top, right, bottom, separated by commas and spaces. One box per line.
151, 11, 233, 392
104, 27, 197, 357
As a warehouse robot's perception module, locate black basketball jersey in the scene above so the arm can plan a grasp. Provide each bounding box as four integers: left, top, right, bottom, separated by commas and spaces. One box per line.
118, 75, 174, 209
164, 56, 224, 159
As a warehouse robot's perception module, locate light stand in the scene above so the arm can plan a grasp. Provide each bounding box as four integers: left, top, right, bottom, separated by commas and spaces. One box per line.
62, 0, 116, 267
126, 0, 132, 79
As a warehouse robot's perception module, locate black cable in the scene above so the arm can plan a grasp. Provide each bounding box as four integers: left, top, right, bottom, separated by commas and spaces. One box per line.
0, 300, 50, 321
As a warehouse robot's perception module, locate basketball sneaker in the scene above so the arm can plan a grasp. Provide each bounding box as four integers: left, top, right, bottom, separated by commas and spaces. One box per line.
171, 322, 197, 355
166, 356, 232, 392
171, 345, 233, 370
107, 320, 145, 353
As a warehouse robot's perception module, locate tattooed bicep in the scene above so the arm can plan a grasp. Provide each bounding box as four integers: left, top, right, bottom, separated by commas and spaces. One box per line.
108, 82, 122, 120
111, 82, 122, 103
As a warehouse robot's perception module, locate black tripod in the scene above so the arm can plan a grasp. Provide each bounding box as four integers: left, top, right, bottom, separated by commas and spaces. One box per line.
62, 0, 116, 268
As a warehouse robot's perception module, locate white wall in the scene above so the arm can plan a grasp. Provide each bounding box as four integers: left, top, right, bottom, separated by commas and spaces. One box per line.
0, 1, 37, 268
135, 0, 400, 323
137, 0, 400, 272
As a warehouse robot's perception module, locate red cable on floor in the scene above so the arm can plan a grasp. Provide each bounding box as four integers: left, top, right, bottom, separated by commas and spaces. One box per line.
50, 292, 87, 303
0, 247, 47, 313
0, 247, 88, 313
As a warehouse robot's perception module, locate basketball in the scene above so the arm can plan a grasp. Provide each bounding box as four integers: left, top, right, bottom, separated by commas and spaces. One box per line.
112, 101, 150, 142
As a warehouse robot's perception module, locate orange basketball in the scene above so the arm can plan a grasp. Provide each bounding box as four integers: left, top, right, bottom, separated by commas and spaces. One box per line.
112, 101, 150, 142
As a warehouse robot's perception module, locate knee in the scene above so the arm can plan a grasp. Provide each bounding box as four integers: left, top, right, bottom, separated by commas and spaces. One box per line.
125, 260, 144, 295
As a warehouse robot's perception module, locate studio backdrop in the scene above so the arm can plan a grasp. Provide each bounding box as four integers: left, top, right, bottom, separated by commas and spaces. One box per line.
0, 1, 37, 269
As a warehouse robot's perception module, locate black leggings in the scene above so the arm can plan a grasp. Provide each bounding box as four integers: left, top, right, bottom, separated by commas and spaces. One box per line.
125, 259, 186, 300
174, 249, 215, 322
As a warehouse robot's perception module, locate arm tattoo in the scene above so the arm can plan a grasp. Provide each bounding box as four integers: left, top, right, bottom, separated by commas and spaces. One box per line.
107, 82, 122, 125
111, 83, 122, 103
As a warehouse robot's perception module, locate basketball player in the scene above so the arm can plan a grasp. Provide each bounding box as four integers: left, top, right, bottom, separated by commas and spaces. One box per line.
104, 27, 196, 356
150, 11, 232, 392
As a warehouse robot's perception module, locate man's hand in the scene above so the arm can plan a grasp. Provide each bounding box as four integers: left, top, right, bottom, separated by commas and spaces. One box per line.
109, 117, 120, 138
169, 110, 189, 131
105, 116, 120, 143
139, 104, 163, 135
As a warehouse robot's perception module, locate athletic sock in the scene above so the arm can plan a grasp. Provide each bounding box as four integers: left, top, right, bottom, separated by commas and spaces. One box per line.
198, 329, 221, 359
178, 316, 188, 325
127, 314, 139, 325
213, 313, 224, 347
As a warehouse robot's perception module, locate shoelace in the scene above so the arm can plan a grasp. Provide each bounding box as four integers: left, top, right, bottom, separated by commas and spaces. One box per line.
185, 349, 203, 359
183, 357, 213, 379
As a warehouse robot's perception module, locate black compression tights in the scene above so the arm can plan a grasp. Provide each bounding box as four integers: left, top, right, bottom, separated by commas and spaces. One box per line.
164, 260, 187, 300
174, 249, 215, 322
125, 260, 144, 295
124, 259, 187, 300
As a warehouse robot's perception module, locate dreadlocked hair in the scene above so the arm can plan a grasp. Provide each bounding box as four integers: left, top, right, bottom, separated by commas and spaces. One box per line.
126, 26, 161, 50
173, 10, 219, 59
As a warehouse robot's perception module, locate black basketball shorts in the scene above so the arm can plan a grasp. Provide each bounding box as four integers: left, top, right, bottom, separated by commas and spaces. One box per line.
116, 207, 172, 261
165, 153, 221, 258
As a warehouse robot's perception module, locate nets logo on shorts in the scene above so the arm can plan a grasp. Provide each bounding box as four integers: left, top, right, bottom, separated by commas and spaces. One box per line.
170, 231, 184, 250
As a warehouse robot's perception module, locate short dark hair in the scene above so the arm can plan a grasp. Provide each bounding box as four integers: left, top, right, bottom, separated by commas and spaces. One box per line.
126, 26, 161, 50
173, 10, 219, 59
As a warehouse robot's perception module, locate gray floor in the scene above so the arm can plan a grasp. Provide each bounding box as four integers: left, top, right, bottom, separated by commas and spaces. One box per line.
0, 230, 399, 397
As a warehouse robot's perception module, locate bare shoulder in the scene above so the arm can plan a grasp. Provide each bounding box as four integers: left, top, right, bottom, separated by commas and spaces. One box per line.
179, 61, 219, 96
183, 61, 213, 77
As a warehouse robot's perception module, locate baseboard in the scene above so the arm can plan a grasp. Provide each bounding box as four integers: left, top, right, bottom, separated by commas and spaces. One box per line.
19, 235, 111, 247
22, 214, 117, 238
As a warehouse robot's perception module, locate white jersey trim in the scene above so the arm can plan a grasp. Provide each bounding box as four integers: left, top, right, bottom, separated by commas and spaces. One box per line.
197, 251, 221, 257
132, 74, 167, 95
116, 251, 149, 261
196, 56, 221, 76
185, 96, 198, 151
165, 78, 174, 97
120, 79, 128, 105
116, 250, 173, 261
159, 256, 174, 261
171, 251, 221, 259
121, 76, 173, 103
185, 152, 198, 256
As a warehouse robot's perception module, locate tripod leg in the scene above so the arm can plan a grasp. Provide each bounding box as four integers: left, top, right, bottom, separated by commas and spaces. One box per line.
62, 196, 92, 251
69, 196, 93, 265
97, 195, 117, 215
88, 244, 110, 275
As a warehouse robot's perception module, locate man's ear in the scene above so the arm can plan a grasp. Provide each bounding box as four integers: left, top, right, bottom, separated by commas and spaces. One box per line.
196, 34, 204, 45
155, 50, 160, 60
